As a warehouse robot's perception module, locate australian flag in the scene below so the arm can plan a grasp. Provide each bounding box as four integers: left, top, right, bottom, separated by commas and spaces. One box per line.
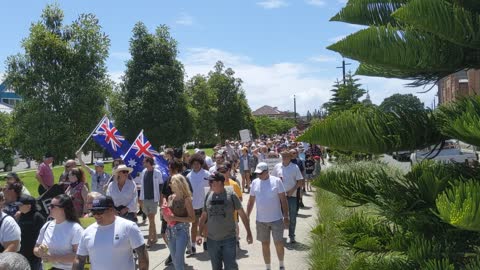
92, 116, 131, 159
122, 131, 169, 178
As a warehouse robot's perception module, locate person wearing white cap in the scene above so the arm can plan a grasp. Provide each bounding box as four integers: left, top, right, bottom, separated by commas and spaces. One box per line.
77, 152, 110, 195
247, 162, 289, 270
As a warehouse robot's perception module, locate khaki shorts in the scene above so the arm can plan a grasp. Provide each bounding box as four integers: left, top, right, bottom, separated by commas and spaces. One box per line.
256, 219, 284, 242
143, 199, 158, 216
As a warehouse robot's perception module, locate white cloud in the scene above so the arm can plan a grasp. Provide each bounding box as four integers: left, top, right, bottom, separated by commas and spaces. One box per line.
182, 48, 335, 115
309, 55, 337, 63
257, 0, 288, 9
108, 71, 124, 84
328, 35, 347, 43
108, 47, 439, 115
175, 12, 194, 26
306, 0, 326, 6
110, 52, 131, 61
338, 0, 348, 4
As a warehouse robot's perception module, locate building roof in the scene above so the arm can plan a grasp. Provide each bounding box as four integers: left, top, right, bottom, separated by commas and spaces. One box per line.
252, 105, 287, 116
0, 81, 22, 100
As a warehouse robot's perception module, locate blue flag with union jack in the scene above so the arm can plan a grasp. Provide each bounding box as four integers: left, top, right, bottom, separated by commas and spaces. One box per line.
122, 131, 169, 178
92, 117, 131, 159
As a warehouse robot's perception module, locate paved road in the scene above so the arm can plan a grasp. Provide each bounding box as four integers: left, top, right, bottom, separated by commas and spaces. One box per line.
144, 188, 317, 270
380, 154, 411, 173
7, 152, 108, 174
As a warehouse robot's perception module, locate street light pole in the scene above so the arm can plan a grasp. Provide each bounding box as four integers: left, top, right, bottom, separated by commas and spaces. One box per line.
294, 94, 297, 124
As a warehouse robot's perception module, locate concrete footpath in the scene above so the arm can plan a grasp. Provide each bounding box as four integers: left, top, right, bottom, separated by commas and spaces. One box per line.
142, 189, 318, 270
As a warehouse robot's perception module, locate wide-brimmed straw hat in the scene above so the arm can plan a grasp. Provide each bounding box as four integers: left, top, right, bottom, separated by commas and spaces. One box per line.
112, 164, 133, 176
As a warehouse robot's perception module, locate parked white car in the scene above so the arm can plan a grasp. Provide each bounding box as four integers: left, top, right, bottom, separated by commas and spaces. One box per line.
410, 140, 478, 165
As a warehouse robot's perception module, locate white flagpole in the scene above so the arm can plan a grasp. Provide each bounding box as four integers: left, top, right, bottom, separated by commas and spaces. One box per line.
77, 115, 107, 153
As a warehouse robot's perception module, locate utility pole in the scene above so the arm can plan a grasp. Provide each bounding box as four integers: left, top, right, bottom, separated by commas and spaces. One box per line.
293, 95, 297, 124
336, 58, 351, 85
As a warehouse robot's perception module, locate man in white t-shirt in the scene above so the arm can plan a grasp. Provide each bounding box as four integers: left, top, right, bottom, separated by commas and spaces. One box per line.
73, 195, 148, 270
270, 151, 304, 244
247, 162, 289, 270
187, 153, 211, 255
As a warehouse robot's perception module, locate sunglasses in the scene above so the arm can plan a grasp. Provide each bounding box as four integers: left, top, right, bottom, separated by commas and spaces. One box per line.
217, 169, 227, 173
119, 171, 129, 174
90, 209, 105, 215
49, 204, 63, 209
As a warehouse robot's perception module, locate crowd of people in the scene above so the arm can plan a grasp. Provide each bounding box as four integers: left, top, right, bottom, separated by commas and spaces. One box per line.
0, 135, 326, 270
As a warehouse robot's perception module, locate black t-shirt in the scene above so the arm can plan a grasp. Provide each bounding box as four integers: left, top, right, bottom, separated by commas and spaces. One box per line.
144, 170, 155, 200
305, 160, 315, 174
18, 210, 46, 263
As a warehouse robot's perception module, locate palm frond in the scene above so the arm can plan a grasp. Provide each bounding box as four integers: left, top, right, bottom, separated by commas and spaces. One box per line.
355, 63, 451, 86
337, 212, 395, 253
393, 0, 480, 49
436, 180, 480, 232
298, 106, 443, 154
437, 95, 480, 147
328, 26, 480, 75
330, 0, 407, 26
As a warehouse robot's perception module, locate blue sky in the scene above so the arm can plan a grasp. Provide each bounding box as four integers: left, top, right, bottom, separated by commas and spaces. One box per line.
0, 0, 436, 114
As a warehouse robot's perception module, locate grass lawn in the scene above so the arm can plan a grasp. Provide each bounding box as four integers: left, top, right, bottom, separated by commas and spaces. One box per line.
187, 148, 214, 157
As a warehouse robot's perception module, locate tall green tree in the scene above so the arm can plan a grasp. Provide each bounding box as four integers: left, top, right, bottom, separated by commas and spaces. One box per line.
254, 116, 295, 136
0, 112, 14, 167
111, 23, 192, 147
185, 74, 218, 144
326, 73, 366, 114
5, 4, 111, 161
208, 61, 255, 141
380, 93, 424, 112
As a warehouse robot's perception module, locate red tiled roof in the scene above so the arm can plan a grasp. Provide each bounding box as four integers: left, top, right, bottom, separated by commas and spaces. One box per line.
252, 105, 286, 116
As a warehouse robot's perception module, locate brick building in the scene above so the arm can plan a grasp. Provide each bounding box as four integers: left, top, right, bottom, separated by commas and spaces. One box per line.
438, 69, 480, 104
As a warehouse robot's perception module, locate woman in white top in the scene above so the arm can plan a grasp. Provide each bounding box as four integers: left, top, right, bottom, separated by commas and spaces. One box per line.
34, 194, 84, 270
107, 164, 138, 222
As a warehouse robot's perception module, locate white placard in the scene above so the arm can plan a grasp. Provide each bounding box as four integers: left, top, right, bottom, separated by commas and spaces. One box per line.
265, 158, 281, 172
239, 129, 252, 143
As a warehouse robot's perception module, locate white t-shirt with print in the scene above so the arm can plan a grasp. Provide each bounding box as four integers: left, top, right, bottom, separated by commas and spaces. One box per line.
271, 162, 303, 197
187, 169, 211, 210
250, 176, 286, 222
0, 212, 21, 251
36, 220, 84, 269
77, 217, 144, 270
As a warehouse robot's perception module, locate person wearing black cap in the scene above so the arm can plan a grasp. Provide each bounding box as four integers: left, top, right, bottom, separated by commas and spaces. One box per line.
36, 152, 54, 195
17, 195, 46, 270
73, 195, 149, 270
196, 172, 253, 270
